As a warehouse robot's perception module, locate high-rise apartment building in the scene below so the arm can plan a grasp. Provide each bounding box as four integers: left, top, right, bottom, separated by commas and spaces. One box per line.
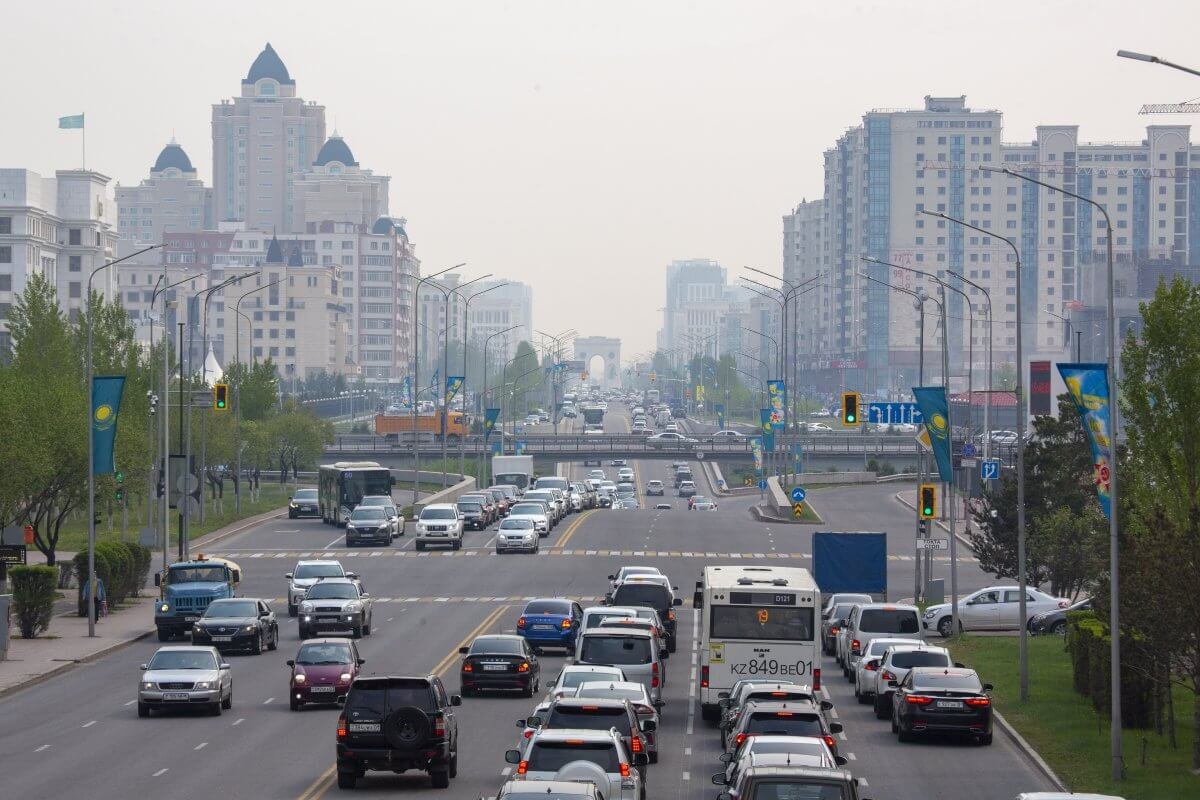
292, 134, 390, 231
211, 43, 326, 232
466, 279, 533, 362
659, 259, 732, 364
116, 141, 212, 243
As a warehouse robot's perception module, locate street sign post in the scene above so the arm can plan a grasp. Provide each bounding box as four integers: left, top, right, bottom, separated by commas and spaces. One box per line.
962, 443, 976, 458
867, 402, 924, 425
916, 538, 949, 551
790, 486, 807, 504
758, 479, 767, 491
981, 459, 1001, 481
792, 503, 805, 519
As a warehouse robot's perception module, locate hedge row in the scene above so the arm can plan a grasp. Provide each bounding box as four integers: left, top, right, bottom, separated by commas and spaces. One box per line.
1065, 609, 1155, 729
72, 542, 152, 607
9, 564, 58, 638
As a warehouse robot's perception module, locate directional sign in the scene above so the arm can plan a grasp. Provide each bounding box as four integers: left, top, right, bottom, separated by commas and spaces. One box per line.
792, 503, 805, 519
916, 538, 949, 551
915, 428, 932, 452
981, 459, 1001, 481
962, 443, 977, 458
758, 479, 768, 491
790, 486, 807, 504
867, 402, 924, 425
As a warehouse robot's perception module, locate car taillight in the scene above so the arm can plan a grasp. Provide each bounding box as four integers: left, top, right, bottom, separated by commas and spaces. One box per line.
830, 627, 839, 635
619, 762, 631, 778
631, 735, 643, 753
336, 716, 348, 739
517, 760, 528, 775
734, 733, 747, 746
462, 663, 473, 672
517, 616, 526, 628
701, 665, 709, 689
517, 662, 530, 673
965, 697, 991, 707
432, 713, 445, 737
881, 670, 895, 682
823, 734, 836, 750
667, 609, 676, 621
561, 619, 572, 629
851, 639, 861, 655
813, 668, 821, 691
906, 694, 934, 706
651, 661, 660, 689
523, 729, 533, 739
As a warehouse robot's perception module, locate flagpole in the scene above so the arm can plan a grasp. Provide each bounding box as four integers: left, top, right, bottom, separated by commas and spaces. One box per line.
82, 115, 86, 170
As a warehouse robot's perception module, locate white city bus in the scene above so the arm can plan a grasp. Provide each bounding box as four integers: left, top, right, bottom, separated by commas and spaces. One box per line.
694, 565, 820, 722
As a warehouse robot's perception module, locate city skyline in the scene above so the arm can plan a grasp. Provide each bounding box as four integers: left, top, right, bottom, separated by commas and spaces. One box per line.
3, 0, 1198, 355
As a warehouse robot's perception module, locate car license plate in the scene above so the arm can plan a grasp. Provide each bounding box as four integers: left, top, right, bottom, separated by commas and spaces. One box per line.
211, 636, 233, 642
184, 616, 199, 622
936, 700, 963, 709
319, 616, 339, 623
349, 722, 380, 732
483, 664, 507, 671
533, 624, 553, 630
162, 692, 190, 701
309, 686, 336, 693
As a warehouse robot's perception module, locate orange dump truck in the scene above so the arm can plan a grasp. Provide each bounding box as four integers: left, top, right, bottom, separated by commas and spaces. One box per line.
375, 411, 470, 442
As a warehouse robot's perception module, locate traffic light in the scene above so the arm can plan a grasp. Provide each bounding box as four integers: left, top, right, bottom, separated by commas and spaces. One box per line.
115, 489, 125, 502
841, 391, 861, 427
213, 383, 229, 411
919, 483, 937, 519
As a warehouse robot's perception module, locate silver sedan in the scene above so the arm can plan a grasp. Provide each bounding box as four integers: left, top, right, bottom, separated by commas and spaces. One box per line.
495, 518, 540, 554
138, 645, 231, 717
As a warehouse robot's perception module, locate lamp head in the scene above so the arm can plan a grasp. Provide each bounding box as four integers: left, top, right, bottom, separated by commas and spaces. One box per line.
1116, 49, 1156, 63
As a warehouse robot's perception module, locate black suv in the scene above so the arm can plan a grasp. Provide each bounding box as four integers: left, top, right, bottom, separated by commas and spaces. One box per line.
336, 675, 461, 789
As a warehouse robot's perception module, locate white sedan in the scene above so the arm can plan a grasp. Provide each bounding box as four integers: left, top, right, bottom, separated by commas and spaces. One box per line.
646, 432, 698, 449
708, 430, 746, 441
807, 422, 835, 433
924, 585, 1071, 637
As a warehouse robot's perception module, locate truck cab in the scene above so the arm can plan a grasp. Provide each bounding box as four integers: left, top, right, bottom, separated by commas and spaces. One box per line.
154, 555, 241, 641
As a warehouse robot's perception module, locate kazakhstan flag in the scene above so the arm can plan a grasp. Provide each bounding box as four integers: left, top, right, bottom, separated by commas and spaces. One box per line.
92, 375, 126, 475
58, 113, 85, 129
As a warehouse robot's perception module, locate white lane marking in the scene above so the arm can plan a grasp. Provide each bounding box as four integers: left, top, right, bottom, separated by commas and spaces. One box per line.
194, 742, 207, 750
501, 767, 512, 776
35, 745, 50, 752
153, 768, 169, 777
263, 697, 275, 704
684, 747, 692, 756
387, 617, 394, 622
681, 771, 691, 781
124, 699, 136, 706
324, 536, 343, 549
829, 707, 840, 719
232, 718, 245, 726
81, 720, 96, 728
847, 752, 857, 761
859, 778, 869, 787
837, 731, 848, 741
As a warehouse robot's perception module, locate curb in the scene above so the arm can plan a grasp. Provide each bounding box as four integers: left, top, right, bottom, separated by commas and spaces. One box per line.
0, 626, 155, 700
992, 709, 1070, 792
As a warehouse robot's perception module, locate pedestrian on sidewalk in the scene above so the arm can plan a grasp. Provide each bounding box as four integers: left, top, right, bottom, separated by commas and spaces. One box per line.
79, 577, 107, 622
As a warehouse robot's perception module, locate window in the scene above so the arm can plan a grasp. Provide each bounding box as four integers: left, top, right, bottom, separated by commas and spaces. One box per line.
0, 246, 10, 264
0, 217, 10, 234
69, 228, 81, 245
69, 282, 82, 298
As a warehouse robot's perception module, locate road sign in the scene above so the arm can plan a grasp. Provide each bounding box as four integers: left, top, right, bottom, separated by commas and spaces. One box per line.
867, 402, 924, 425
758, 479, 767, 490
695, 451, 705, 460
916, 538, 949, 551
0, 545, 28, 565
790, 486, 807, 503
792, 503, 805, 519
981, 459, 1001, 481
915, 428, 932, 452
962, 442, 976, 458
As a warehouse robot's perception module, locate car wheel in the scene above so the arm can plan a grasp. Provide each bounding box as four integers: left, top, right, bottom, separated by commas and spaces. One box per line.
268, 628, 278, 651
874, 694, 889, 719
416, 542, 425, 551
495, 548, 502, 555
649, 752, 658, 764
854, 681, 867, 703
452, 540, 462, 550
448, 751, 458, 779
1051, 620, 1067, 636
251, 632, 263, 655
979, 732, 993, 745
137, 701, 150, 718
668, 638, 677, 654
210, 700, 222, 716
429, 770, 450, 789
222, 687, 232, 710
336, 769, 357, 789
364, 620, 372, 636
521, 679, 534, 698
897, 718, 914, 742
290, 696, 301, 711
288, 603, 297, 618
299, 626, 309, 639
937, 617, 955, 637
352, 625, 363, 639
157, 629, 171, 642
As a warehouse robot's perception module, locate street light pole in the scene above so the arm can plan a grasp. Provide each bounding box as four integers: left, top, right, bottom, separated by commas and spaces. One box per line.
459, 283, 509, 479
233, 274, 282, 514
982, 165, 1121, 771
440, 275, 491, 487
1117, 49, 1200, 78
411, 264, 462, 507
479, 325, 520, 484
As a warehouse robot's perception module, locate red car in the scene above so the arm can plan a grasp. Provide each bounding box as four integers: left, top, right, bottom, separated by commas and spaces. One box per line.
287, 638, 364, 711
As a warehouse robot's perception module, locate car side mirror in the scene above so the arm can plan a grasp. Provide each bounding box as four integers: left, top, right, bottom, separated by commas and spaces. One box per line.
285, 573, 294, 580
450, 694, 462, 706
231, 570, 241, 583
659, 649, 669, 660
459, 646, 470, 655
346, 572, 358, 579
153, 573, 162, 587
954, 661, 965, 668
887, 680, 898, 688
983, 683, 994, 691
673, 598, 683, 607
360, 591, 369, 597
219, 663, 231, 671
712, 772, 728, 785
504, 749, 521, 764
639, 719, 657, 732
717, 691, 731, 700
718, 752, 733, 763
140, 663, 148, 670
820, 700, 834, 711
828, 722, 843, 734
260, 610, 271, 617
357, 659, 365, 666
835, 755, 848, 766
286, 659, 295, 667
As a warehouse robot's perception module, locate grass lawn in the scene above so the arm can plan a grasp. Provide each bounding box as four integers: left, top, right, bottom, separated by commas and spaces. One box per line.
949, 635, 1198, 799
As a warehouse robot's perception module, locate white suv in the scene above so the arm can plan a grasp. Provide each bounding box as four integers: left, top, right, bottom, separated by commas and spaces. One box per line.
838, 603, 923, 678
414, 504, 463, 550
285, 560, 353, 617
505, 728, 646, 800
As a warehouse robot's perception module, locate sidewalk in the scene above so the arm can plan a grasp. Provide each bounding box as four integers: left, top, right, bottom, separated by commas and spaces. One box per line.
1, 503, 289, 697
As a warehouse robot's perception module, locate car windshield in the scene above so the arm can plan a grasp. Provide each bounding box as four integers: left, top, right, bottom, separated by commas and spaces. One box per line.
527, 742, 619, 773
347, 682, 434, 715
420, 508, 456, 520
294, 563, 343, 579
547, 705, 631, 734
148, 650, 218, 670
912, 672, 984, 692
305, 583, 358, 600
576, 685, 645, 703
510, 504, 546, 515
745, 712, 824, 737
168, 566, 227, 583
891, 650, 951, 669
469, 637, 524, 655
457, 503, 483, 513
859, 609, 920, 634
525, 600, 571, 615
350, 508, 385, 521
296, 643, 353, 665
611, 584, 671, 611
580, 636, 651, 665
202, 599, 258, 618
748, 784, 848, 800
500, 519, 535, 530
293, 490, 317, 500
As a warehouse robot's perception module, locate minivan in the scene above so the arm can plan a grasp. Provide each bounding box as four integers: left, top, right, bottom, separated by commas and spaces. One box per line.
575, 627, 666, 705
839, 603, 922, 677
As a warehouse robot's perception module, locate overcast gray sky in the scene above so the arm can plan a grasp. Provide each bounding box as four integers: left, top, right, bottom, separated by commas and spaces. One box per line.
3, 0, 1198, 356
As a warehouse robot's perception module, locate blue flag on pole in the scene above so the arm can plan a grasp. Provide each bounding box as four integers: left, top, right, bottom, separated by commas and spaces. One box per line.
759, 408, 775, 452
400, 376, 412, 407
715, 403, 725, 431
912, 386, 953, 482
58, 113, 85, 129
484, 408, 501, 438
767, 380, 786, 429
1057, 363, 1114, 519
445, 376, 464, 406
92, 375, 126, 475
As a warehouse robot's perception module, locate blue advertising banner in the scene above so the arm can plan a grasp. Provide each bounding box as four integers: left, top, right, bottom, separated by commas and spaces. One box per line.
767, 380, 786, 428
445, 376, 464, 406
400, 376, 412, 407
912, 386, 953, 482
483, 408, 501, 438
750, 437, 763, 472
759, 408, 775, 452
92, 375, 127, 475
1057, 363, 1114, 519
715, 403, 725, 431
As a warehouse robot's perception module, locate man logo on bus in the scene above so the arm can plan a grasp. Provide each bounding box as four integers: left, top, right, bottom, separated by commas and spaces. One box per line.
757, 609, 769, 625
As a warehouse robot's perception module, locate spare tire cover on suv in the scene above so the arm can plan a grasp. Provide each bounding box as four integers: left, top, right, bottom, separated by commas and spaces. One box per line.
554, 759, 610, 786
383, 706, 431, 749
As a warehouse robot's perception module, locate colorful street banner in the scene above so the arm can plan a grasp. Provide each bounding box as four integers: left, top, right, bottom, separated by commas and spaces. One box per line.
58, 113, 85, 129
759, 408, 775, 452
767, 380, 787, 427
430, 368, 439, 400
1057, 363, 1114, 519
695, 385, 706, 404
400, 376, 412, 407
715, 403, 725, 431
483, 408, 501, 438
92, 375, 126, 475
750, 437, 763, 472
445, 375, 464, 406
515, 440, 527, 455
912, 385, 953, 482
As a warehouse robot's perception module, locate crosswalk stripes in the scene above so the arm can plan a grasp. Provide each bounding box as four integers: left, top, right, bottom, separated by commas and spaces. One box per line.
215, 548, 974, 563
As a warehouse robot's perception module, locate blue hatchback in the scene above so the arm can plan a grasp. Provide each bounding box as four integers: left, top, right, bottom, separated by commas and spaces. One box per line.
517, 598, 583, 652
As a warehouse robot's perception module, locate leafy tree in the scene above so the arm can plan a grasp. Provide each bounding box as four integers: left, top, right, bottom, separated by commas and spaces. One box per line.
223, 358, 280, 421
1029, 506, 1106, 600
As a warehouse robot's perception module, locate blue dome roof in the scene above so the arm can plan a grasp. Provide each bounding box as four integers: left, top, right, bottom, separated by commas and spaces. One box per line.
265, 234, 284, 264
314, 135, 358, 167
246, 43, 294, 85
152, 142, 194, 173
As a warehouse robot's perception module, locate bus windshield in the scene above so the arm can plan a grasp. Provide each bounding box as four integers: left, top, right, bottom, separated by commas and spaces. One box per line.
338, 469, 392, 505
710, 606, 815, 641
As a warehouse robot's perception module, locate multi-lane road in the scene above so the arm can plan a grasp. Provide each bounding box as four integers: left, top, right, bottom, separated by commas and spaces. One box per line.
0, 408, 1056, 800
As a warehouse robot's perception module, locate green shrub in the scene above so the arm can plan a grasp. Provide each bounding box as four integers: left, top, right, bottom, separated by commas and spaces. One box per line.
95, 542, 132, 603
117, 542, 152, 597
10, 565, 58, 638
1066, 609, 1155, 728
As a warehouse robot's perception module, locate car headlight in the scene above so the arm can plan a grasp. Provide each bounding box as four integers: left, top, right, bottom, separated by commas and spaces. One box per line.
159, 603, 170, 613
242, 625, 258, 633
345, 601, 362, 612
347, 525, 357, 532
923, 609, 939, 618
142, 682, 154, 690
338, 673, 352, 683
300, 602, 314, 613
194, 681, 214, 690
293, 673, 306, 684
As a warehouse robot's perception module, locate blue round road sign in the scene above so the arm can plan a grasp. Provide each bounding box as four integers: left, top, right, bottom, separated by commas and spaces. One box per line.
758, 479, 768, 490
790, 486, 807, 503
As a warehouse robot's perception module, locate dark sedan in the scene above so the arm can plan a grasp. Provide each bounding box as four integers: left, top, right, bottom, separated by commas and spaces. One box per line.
890, 667, 993, 745
1029, 597, 1091, 636
289, 488, 320, 519
821, 604, 855, 656
191, 598, 279, 654
459, 634, 540, 697
457, 500, 490, 531
287, 638, 363, 710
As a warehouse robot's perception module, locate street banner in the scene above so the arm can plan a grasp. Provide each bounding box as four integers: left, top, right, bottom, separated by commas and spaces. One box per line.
430, 368, 439, 401
515, 440, 527, 455
400, 376, 412, 407
483, 408, 501, 438
759, 408, 775, 452
445, 376, 464, 406
912, 386, 953, 482
715, 403, 725, 431
695, 385, 705, 404
767, 380, 786, 428
750, 437, 763, 472
1057, 363, 1114, 519
91, 375, 126, 475
490, 440, 503, 455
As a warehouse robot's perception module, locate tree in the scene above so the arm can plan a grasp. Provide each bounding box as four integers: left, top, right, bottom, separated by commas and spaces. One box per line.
1029, 506, 1106, 600
224, 358, 280, 421
1116, 275, 1200, 769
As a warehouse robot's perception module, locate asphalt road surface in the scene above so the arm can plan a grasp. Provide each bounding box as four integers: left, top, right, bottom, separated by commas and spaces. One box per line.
0, 409, 1055, 800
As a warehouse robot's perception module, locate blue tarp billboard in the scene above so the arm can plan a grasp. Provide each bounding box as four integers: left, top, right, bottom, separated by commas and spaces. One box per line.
812, 531, 887, 595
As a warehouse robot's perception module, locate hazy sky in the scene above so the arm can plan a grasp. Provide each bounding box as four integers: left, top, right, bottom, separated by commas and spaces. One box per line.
4, 0, 1199, 356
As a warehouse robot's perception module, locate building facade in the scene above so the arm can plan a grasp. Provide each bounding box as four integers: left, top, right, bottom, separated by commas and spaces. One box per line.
291, 134, 389, 231
659, 259, 734, 366
116, 141, 212, 244
466, 279, 533, 363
